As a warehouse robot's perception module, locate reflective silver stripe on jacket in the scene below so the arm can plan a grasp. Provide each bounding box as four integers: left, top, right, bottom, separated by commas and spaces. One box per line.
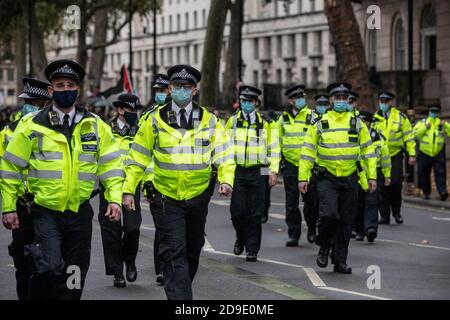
3, 152, 28, 168
28, 170, 62, 179
31, 152, 63, 161
155, 158, 209, 171
78, 172, 97, 181
318, 154, 359, 161
99, 169, 125, 182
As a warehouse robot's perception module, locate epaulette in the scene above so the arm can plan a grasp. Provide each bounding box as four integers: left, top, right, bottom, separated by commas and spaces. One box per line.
370, 128, 381, 142
311, 115, 322, 125
400, 112, 408, 119
7, 119, 21, 132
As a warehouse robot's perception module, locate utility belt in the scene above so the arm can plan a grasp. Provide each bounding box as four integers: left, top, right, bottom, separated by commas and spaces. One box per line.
316, 166, 358, 184
31, 200, 91, 214
236, 164, 268, 171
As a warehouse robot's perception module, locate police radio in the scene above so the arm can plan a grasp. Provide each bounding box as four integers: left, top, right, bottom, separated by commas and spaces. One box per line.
167, 111, 177, 126
48, 111, 61, 126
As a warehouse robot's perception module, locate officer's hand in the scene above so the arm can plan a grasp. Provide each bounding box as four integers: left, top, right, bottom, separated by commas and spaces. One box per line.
409, 156, 416, 166
426, 121, 431, 129
2, 213, 19, 230
219, 184, 233, 197
384, 178, 391, 186
268, 174, 278, 187
106, 203, 122, 222
368, 180, 377, 193
299, 182, 308, 194
123, 195, 136, 212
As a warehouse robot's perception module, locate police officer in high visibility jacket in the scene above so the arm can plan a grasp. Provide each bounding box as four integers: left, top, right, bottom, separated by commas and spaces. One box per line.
414, 104, 450, 201
277, 85, 316, 246
97, 94, 143, 288
0, 78, 52, 300
226, 86, 280, 262
372, 91, 416, 225
299, 83, 377, 274
312, 94, 330, 120
354, 111, 392, 243
140, 73, 171, 286
122, 65, 235, 300
1, 59, 124, 300
347, 91, 360, 114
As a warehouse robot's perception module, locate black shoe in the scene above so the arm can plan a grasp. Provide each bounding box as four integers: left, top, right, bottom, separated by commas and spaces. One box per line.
307, 228, 317, 244
379, 218, 390, 225
351, 231, 357, 239
316, 247, 330, 268
333, 263, 352, 274
286, 238, 299, 247
233, 241, 244, 256
440, 193, 449, 201
355, 233, 365, 241
126, 263, 137, 282
393, 214, 404, 225
113, 274, 126, 288
156, 274, 164, 286
423, 194, 431, 200
366, 228, 377, 243
261, 213, 269, 224
246, 253, 257, 262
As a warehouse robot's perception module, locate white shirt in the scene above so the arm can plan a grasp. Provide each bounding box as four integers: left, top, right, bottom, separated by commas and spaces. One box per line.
171, 101, 193, 127
117, 118, 129, 130
292, 108, 299, 117
242, 110, 256, 124
53, 105, 76, 126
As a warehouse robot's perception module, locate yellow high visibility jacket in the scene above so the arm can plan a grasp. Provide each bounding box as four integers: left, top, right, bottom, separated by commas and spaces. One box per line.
299, 110, 377, 182
108, 120, 137, 164
123, 103, 236, 201
0, 106, 124, 213
372, 107, 416, 157
225, 111, 280, 174
368, 128, 391, 178
0, 120, 19, 158
414, 117, 450, 157
276, 107, 312, 167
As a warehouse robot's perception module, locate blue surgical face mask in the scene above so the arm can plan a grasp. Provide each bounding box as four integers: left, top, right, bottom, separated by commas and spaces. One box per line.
53, 90, 79, 109
347, 103, 355, 112
316, 105, 328, 115
333, 100, 348, 113
171, 87, 192, 106
294, 98, 306, 110
429, 112, 438, 119
21, 104, 40, 116
241, 100, 255, 114
379, 103, 390, 113
155, 92, 168, 105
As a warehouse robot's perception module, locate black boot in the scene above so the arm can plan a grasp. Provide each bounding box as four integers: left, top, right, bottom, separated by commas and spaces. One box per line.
286, 237, 299, 247
307, 228, 317, 244
379, 218, 390, 225
316, 247, 330, 268
366, 228, 377, 243
333, 263, 352, 274
246, 253, 257, 262
393, 214, 404, 225
126, 262, 137, 283
355, 233, 365, 241
113, 274, 126, 288
233, 240, 244, 256
440, 193, 449, 201
156, 274, 164, 286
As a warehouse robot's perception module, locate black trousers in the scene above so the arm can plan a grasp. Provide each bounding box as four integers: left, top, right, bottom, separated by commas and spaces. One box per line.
98, 185, 142, 275
28, 202, 94, 300
149, 201, 162, 276
380, 152, 404, 220
316, 172, 359, 265
355, 169, 384, 235
153, 189, 210, 300
8, 200, 34, 300
230, 166, 266, 255
418, 149, 447, 196
282, 161, 318, 240
264, 175, 272, 218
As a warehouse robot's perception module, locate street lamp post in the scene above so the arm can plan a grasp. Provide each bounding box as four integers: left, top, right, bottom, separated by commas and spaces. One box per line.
153, 0, 158, 75
128, 0, 133, 85
28, 0, 33, 77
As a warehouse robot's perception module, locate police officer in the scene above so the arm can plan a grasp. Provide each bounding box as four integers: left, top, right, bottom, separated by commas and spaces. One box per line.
140, 73, 171, 286
372, 91, 416, 224
414, 104, 450, 201
122, 65, 235, 300
0, 78, 52, 300
97, 94, 143, 288
1, 59, 124, 300
299, 82, 377, 274
347, 91, 359, 114
313, 94, 330, 120
354, 111, 391, 242
277, 85, 316, 246
226, 86, 280, 261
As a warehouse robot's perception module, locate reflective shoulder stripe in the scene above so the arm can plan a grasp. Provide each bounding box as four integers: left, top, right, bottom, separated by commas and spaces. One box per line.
99, 169, 124, 182
3, 151, 29, 168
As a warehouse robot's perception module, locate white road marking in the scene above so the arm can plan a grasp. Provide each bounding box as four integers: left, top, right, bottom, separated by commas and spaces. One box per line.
432, 217, 450, 221
140, 225, 156, 231
303, 268, 326, 287
203, 238, 215, 252
377, 238, 450, 252
210, 200, 285, 207
319, 286, 391, 300
269, 213, 285, 220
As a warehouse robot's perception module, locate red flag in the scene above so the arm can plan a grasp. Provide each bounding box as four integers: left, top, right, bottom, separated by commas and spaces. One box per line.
122, 65, 134, 94
99, 65, 134, 98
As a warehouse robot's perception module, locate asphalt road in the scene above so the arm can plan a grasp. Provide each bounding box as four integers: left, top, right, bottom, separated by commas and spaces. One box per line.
1, 184, 450, 300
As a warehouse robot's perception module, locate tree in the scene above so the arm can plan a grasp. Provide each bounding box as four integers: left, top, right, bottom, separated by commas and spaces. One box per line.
222, 0, 244, 110
200, 0, 232, 108
324, 0, 374, 110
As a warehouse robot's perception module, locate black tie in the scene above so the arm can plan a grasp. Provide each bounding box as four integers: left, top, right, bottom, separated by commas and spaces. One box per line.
180, 109, 189, 130
246, 114, 251, 125
63, 114, 70, 133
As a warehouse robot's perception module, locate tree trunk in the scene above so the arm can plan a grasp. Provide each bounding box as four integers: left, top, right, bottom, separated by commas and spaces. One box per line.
87, 4, 109, 93
323, 0, 374, 110
76, 0, 88, 99
222, 0, 244, 111
200, 0, 231, 108
20, 0, 47, 79
14, 24, 26, 95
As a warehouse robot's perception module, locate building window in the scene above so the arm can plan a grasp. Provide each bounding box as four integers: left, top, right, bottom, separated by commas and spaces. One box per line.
254, 38, 259, 60
301, 33, 308, 56
276, 69, 282, 84
0, 68, 3, 81
328, 66, 336, 83
367, 30, 377, 68
312, 67, 319, 86
7, 68, 14, 81
185, 12, 189, 30
314, 31, 322, 54
169, 15, 173, 32
421, 5, 437, 70
310, 0, 315, 12
161, 17, 165, 33
202, 9, 207, 27
264, 37, 272, 60
253, 70, 259, 88
7, 89, 15, 96
194, 11, 198, 29
298, 0, 303, 14
394, 18, 405, 70
177, 14, 181, 31
193, 44, 199, 64
276, 36, 282, 58
287, 34, 296, 57
301, 67, 308, 85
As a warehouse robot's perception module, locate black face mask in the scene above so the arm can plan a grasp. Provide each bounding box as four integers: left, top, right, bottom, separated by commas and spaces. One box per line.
123, 111, 138, 126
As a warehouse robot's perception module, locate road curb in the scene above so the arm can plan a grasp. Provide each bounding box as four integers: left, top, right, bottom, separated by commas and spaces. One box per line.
403, 196, 450, 211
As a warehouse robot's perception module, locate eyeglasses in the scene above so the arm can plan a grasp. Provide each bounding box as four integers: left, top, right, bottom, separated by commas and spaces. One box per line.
172, 83, 194, 90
